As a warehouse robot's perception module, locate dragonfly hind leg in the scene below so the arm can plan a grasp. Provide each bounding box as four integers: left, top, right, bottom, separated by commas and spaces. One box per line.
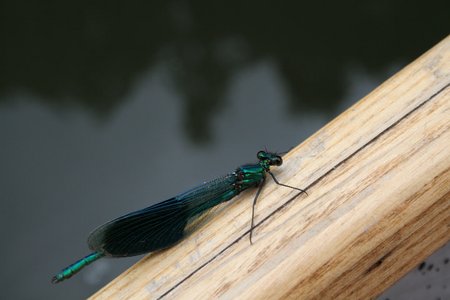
249, 178, 265, 244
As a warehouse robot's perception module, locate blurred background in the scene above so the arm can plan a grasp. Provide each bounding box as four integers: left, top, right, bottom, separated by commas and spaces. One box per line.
0, 1, 449, 299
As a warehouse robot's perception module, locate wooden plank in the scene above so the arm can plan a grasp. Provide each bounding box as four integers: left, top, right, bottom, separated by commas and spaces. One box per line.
90, 36, 450, 299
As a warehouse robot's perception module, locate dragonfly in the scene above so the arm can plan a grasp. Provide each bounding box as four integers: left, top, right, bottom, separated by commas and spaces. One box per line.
52, 150, 307, 283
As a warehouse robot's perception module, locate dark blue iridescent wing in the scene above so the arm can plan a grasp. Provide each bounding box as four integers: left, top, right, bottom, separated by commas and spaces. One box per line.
87, 174, 238, 257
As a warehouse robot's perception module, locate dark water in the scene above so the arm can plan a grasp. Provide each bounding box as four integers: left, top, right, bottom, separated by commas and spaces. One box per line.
1, 1, 448, 299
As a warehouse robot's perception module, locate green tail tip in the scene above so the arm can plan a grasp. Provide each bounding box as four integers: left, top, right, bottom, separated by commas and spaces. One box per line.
52, 252, 104, 284
51, 274, 64, 284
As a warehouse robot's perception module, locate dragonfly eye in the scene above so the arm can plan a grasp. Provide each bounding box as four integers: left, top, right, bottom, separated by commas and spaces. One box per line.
257, 150, 267, 160
273, 156, 283, 166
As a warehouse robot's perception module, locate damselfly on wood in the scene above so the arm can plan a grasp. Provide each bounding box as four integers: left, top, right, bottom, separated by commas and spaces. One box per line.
52, 150, 306, 283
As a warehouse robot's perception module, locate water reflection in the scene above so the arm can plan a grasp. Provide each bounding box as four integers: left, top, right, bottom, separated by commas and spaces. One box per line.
1, 1, 448, 142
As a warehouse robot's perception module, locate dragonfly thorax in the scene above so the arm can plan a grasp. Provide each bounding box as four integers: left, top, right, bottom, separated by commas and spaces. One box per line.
234, 164, 266, 192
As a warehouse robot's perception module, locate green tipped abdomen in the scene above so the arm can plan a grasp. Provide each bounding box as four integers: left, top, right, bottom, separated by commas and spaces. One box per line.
52, 252, 104, 284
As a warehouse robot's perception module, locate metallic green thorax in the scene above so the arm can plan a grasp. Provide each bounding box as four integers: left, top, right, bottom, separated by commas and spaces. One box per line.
234, 150, 282, 192
234, 164, 266, 191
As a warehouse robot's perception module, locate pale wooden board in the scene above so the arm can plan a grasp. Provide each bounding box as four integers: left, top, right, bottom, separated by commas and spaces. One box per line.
90, 36, 450, 299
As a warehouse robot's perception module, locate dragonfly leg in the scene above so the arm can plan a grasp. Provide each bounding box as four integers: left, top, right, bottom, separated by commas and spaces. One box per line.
250, 178, 265, 244
268, 171, 308, 195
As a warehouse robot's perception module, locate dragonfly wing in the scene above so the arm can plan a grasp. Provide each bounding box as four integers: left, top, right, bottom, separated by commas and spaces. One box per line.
87, 197, 189, 256
87, 174, 238, 257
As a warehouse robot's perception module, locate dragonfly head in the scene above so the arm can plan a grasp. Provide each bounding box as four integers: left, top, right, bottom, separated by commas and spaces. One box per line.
257, 150, 283, 168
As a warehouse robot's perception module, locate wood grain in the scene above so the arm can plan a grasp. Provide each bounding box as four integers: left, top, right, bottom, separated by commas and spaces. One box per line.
90, 36, 450, 300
